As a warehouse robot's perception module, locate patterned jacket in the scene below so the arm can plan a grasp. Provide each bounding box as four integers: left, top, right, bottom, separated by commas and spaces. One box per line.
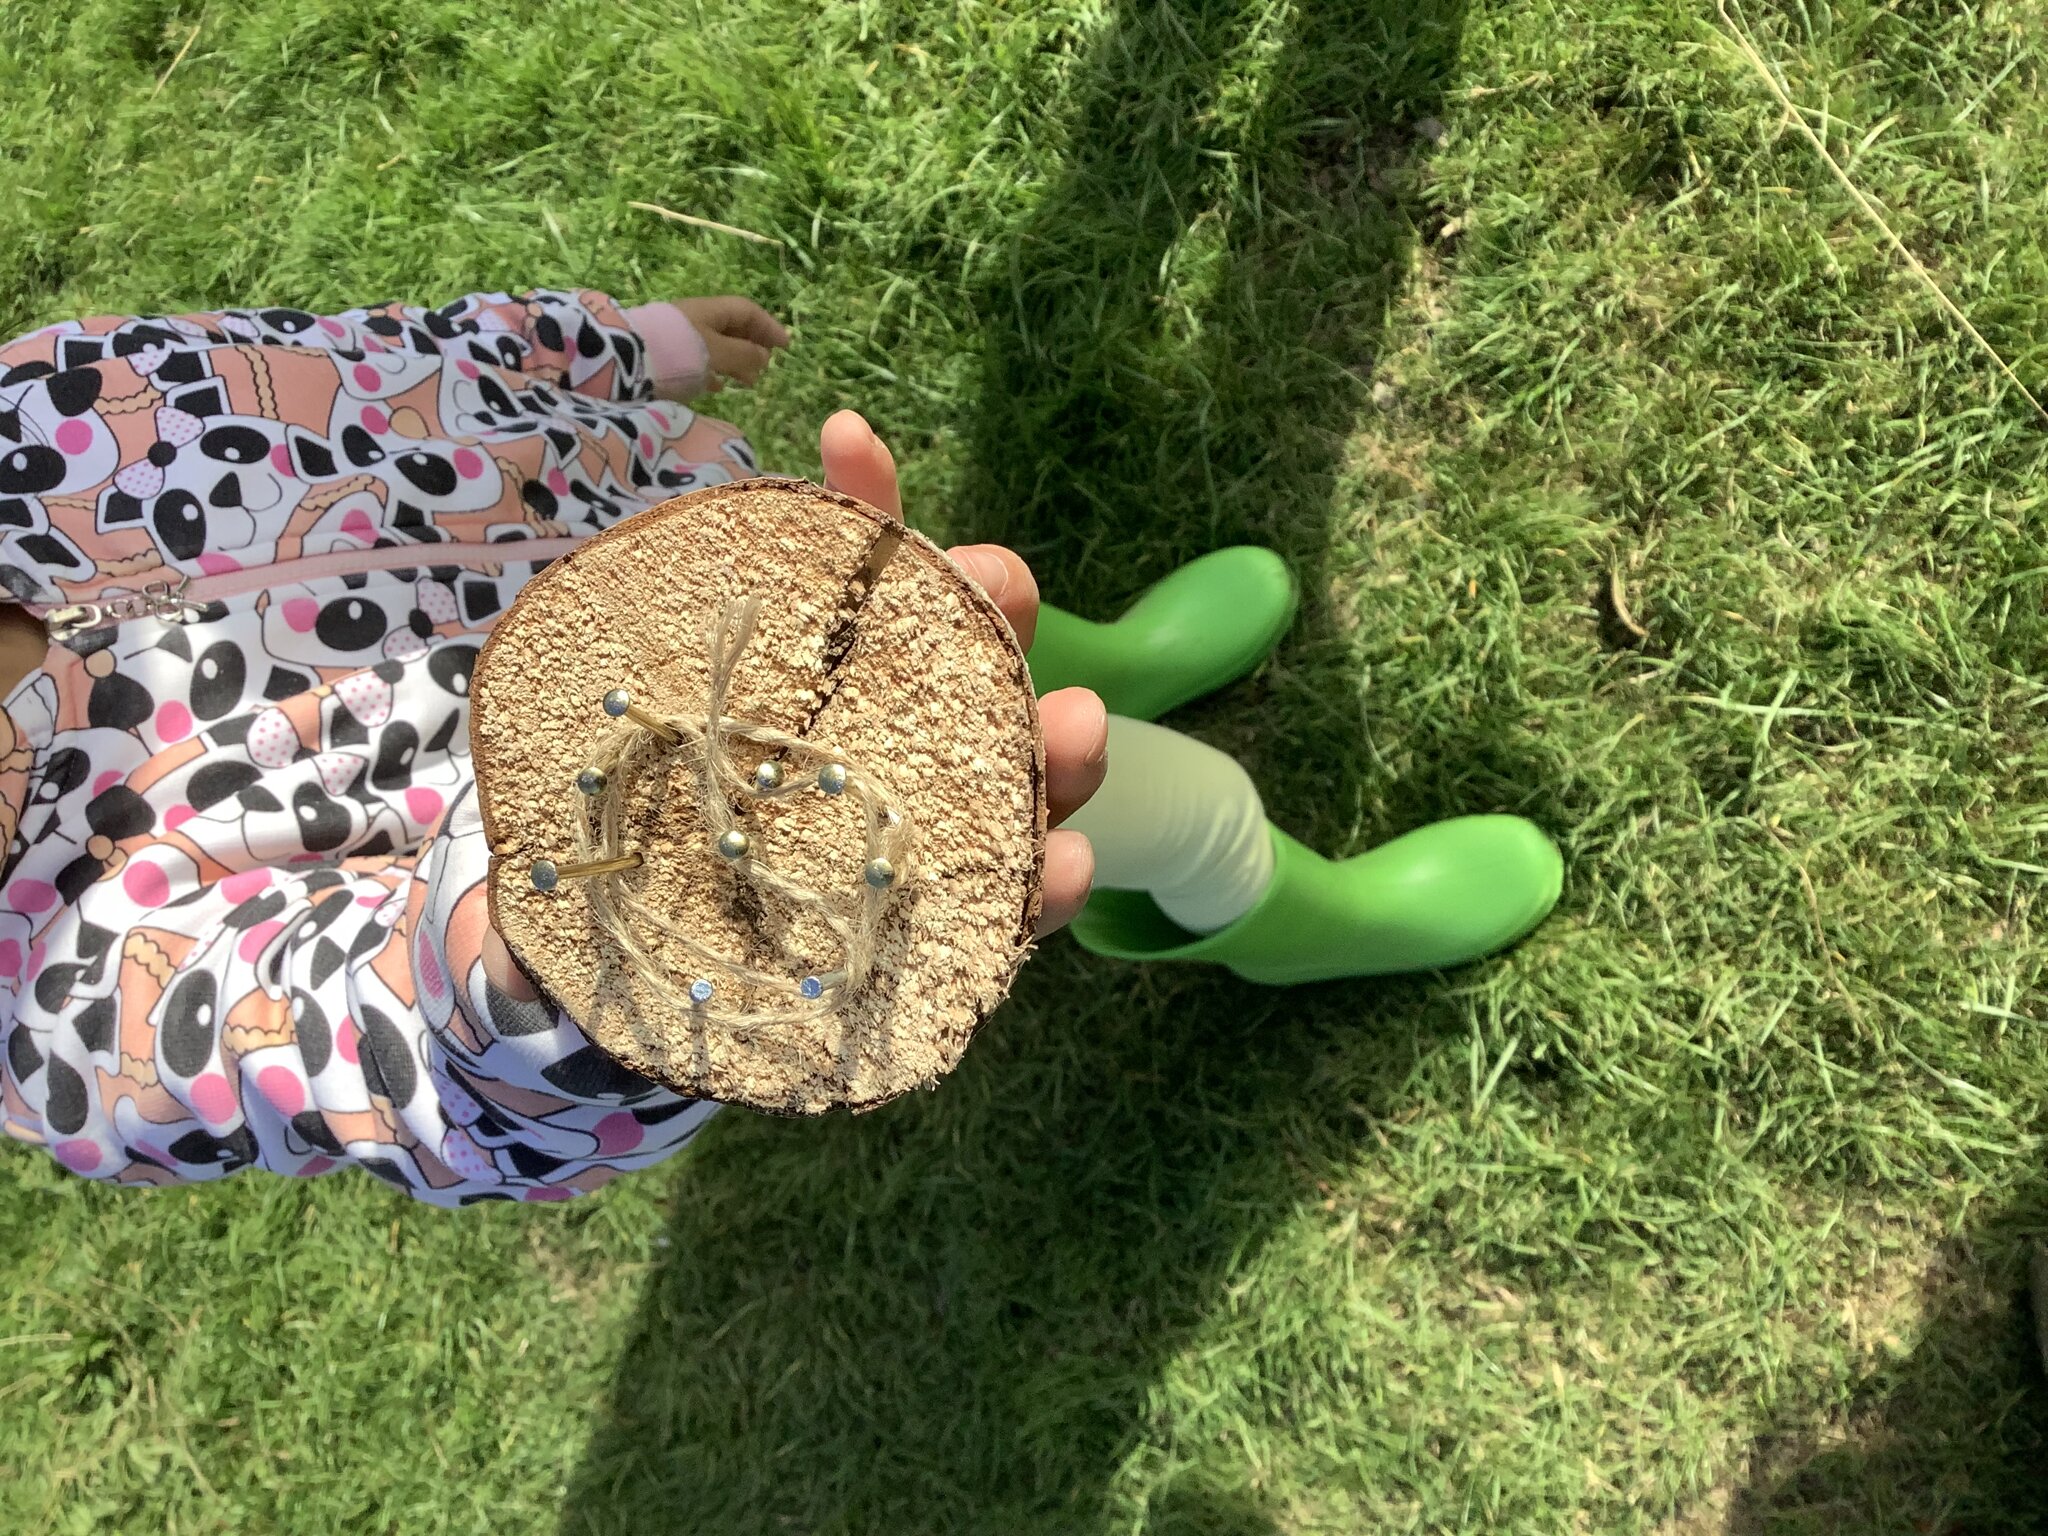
0, 289, 746, 1205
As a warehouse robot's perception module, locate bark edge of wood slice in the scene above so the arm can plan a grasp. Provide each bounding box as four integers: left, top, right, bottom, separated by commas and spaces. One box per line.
470, 478, 1046, 1115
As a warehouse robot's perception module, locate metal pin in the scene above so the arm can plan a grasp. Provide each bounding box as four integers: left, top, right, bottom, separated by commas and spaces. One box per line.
576, 767, 608, 797
862, 857, 897, 890
717, 828, 751, 861
689, 978, 715, 1005
600, 687, 680, 746
531, 852, 642, 892
799, 969, 845, 1001
816, 763, 849, 796
753, 761, 784, 793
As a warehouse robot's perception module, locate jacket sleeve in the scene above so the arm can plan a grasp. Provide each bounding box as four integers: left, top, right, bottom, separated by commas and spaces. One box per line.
1, 779, 718, 1208
0, 290, 694, 405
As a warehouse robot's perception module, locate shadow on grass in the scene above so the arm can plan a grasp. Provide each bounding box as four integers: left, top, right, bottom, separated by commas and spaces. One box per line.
559, 1, 1491, 1529
1720, 1181, 2048, 1536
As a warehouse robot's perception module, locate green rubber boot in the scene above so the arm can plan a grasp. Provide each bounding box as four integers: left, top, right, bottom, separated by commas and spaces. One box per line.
1069, 816, 1563, 983
1027, 547, 1297, 720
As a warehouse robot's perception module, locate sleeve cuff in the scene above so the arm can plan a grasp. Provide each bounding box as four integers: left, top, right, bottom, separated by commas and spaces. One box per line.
623, 302, 713, 399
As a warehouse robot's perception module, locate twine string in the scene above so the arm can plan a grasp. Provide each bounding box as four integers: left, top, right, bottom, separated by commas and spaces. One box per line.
1718, 0, 2048, 427
571, 598, 915, 1033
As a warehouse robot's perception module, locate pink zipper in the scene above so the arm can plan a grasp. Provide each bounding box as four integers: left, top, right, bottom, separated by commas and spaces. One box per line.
30, 535, 590, 640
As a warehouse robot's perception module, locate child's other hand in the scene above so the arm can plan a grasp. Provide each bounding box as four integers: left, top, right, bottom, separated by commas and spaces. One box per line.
675, 296, 791, 388
819, 410, 1103, 936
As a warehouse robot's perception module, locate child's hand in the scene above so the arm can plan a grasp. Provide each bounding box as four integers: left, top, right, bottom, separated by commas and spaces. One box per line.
819, 410, 1104, 935
674, 296, 791, 388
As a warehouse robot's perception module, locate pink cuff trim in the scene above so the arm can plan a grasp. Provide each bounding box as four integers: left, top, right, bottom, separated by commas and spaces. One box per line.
623, 302, 712, 398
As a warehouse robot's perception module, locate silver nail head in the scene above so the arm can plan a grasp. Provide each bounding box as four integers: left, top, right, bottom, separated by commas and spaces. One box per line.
717, 828, 751, 861
817, 763, 849, 796
863, 857, 896, 890
689, 978, 715, 1005
799, 975, 824, 1000
576, 767, 608, 797
602, 688, 631, 718
753, 761, 784, 793
530, 859, 560, 893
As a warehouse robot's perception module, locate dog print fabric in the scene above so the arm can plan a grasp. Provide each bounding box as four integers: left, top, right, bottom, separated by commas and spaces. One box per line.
0, 290, 743, 1205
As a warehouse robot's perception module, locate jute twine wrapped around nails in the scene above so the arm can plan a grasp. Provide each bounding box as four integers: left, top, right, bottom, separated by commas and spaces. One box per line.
568, 594, 919, 1033
470, 479, 1046, 1115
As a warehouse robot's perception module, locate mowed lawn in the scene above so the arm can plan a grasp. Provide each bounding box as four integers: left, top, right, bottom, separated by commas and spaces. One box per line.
4, 0, 2048, 1530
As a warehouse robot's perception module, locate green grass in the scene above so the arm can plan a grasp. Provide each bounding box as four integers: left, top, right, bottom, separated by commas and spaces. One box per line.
4, 0, 2048, 1530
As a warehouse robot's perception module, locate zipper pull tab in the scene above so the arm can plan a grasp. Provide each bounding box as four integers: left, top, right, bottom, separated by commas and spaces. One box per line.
141, 576, 202, 625
43, 603, 106, 642
41, 576, 200, 642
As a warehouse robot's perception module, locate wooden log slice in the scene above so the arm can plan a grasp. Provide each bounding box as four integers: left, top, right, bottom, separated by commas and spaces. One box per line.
470, 478, 1045, 1114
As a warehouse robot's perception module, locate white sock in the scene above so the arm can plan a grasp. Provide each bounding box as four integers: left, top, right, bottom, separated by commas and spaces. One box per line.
1064, 716, 1274, 934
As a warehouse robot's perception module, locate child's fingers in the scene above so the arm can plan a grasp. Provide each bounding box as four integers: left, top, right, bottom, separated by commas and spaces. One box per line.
815, 421, 1038, 648
726, 298, 791, 351
1038, 685, 1108, 826
947, 544, 1037, 651
685, 295, 792, 349
707, 333, 775, 387
819, 410, 902, 519
1036, 829, 1095, 935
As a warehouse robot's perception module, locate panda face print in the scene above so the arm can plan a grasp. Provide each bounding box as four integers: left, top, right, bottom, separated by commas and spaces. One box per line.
0, 366, 118, 499
252, 308, 319, 337
561, 460, 644, 529
457, 326, 528, 373
437, 358, 539, 440
126, 420, 293, 565
264, 586, 393, 668
545, 306, 633, 397
0, 491, 91, 588
32, 316, 219, 380
254, 777, 365, 859
259, 573, 437, 672
331, 346, 442, 403
16, 730, 144, 857
294, 487, 391, 555
301, 405, 506, 520
189, 420, 297, 516
165, 746, 388, 869
422, 642, 476, 761
640, 446, 731, 498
